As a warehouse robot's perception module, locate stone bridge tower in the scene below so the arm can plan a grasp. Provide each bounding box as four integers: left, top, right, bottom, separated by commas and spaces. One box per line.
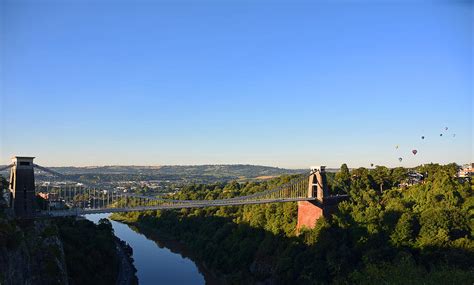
9, 156, 36, 217
297, 166, 345, 231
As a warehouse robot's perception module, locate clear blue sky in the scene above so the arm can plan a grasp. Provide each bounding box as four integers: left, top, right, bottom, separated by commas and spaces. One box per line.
1, 0, 472, 168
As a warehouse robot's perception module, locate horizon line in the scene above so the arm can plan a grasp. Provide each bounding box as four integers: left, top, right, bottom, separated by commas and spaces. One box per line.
0, 162, 470, 170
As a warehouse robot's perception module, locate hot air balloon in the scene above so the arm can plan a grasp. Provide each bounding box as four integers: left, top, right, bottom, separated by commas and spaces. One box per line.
398, 157, 403, 162
421, 136, 425, 140
440, 134, 443, 137
395, 145, 399, 149
412, 149, 418, 155
370, 163, 374, 167
445, 127, 448, 131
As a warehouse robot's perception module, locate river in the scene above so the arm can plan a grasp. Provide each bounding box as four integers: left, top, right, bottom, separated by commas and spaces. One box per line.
86, 214, 206, 285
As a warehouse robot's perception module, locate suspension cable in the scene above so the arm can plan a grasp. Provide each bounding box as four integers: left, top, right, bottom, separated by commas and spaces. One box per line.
0, 163, 14, 172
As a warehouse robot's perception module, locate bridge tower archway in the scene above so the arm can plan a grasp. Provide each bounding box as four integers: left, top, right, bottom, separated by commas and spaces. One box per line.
297, 166, 337, 231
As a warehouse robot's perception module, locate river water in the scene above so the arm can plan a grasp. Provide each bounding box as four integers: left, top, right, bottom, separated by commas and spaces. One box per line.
86, 214, 205, 285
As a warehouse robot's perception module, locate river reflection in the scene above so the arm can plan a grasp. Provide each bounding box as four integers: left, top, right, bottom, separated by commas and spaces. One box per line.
86, 214, 205, 285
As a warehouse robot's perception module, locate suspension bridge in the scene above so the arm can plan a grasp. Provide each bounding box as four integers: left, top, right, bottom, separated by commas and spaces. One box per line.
2, 156, 348, 229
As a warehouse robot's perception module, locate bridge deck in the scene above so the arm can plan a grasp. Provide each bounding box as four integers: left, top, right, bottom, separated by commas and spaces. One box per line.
42, 197, 317, 217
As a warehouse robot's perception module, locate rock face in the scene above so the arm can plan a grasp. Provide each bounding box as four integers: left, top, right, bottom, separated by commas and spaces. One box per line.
115, 238, 138, 285
0, 217, 69, 285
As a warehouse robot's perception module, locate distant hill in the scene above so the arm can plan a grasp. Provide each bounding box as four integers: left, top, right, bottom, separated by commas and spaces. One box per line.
43, 164, 305, 178
0, 164, 340, 184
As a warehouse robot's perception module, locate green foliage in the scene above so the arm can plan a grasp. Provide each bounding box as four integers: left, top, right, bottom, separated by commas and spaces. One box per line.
57, 218, 119, 285
0, 175, 7, 206
390, 212, 417, 246
114, 163, 473, 284
350, 253, 474, 285
333, 163, 351, 194
0, 218, 23, 249
371, 166, 392, 193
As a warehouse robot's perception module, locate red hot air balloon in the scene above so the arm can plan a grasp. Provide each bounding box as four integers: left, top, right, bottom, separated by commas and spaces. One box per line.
412, 150, 418, 155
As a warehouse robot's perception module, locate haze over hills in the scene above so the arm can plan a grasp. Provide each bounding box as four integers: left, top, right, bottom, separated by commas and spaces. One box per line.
0, 164, 316, 183
44, 164, 307, 178
0, 163, 371, 179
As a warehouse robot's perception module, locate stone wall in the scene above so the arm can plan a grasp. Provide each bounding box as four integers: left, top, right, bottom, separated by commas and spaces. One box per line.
296, 201, 323, 231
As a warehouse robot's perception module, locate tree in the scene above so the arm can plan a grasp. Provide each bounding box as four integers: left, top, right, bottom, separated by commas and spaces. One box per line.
371, 166, 391, 193
334, 164, 351, 194
390, 167, 408, 186
390, 212, 417, 246
98, 218, 114, 234
0, 176, 7, 206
